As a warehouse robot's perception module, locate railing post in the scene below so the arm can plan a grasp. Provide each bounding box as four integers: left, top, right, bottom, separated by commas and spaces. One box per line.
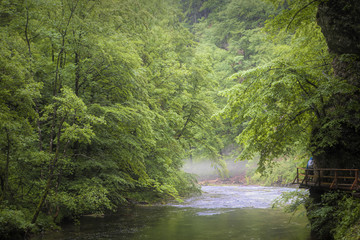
297, 168, 299, 184
334, 170, 337, 189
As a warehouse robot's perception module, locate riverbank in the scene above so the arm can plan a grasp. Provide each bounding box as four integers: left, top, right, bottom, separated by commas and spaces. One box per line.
198, 175, 297, 188
198, 175, 247, 185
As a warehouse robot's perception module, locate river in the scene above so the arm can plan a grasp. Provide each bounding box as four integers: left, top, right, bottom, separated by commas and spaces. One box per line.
32, 186, 311, 240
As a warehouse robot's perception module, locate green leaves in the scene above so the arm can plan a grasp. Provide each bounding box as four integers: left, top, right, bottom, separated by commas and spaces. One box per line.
306, 192, 360, 240
220, 6, 334, 169
0, 0, 209, 231
41, 87, 102, 144
272, 189, 309, 213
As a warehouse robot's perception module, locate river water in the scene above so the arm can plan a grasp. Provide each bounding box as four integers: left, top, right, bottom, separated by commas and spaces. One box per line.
33, 186, 311, 240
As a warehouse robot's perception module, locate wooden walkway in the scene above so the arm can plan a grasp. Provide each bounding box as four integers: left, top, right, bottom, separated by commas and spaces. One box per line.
293, 168, 360, 191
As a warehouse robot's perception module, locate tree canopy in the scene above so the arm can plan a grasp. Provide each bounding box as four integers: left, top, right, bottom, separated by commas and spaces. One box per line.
0, 0, 226, 235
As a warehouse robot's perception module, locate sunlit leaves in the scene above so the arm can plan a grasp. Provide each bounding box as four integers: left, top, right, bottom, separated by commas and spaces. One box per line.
264, 0, 320, 33
221, 14, 335, 169
0, 0, 226, 231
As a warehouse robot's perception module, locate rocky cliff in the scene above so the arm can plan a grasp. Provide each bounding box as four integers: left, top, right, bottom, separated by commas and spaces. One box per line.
313, 0, 360, 169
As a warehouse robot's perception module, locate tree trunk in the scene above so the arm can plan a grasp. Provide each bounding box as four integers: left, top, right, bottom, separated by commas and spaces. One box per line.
1, 128, 11, 200
32, 115, 66, 224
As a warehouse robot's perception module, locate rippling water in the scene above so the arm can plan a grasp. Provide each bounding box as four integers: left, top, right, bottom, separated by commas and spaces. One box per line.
32, 186, 311, 240
171, 185, 296, 209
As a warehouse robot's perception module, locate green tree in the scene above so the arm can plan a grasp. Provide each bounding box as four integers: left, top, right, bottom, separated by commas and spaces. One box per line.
189, 0, 277, 163
221, 0, 359, 172
1, 1, 224, 236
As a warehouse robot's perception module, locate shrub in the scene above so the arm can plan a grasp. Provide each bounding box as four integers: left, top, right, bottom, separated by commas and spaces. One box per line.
0, 207, 32, 240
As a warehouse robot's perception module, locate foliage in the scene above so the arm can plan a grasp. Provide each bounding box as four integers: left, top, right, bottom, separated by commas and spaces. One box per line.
332, 194, 360, 240
272, 189, 309, 214
236, 1, 360, 238
2, 0, 359, 237
273, 190, 360, 240
307, 192, 360, 240
246, 155, 308, 185
273, 189, 360, 240
0, 207, 32, 239
191, 0, 277, 162
218, 0, 358, 172
0, 0, 220, 236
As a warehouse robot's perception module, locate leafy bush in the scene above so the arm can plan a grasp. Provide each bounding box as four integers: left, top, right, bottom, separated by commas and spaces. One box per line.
0, 207, 32, 240
307, 191, 360, 240
332, 194, 360, 240
171, 171, 201, 198
306, 192, 341, 240
273, 190, 360, 240
246, 155, 307, 186
272, 189, 309, 213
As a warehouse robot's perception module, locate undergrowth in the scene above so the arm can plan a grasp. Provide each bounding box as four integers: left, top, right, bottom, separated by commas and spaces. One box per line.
273, 190, 360, 240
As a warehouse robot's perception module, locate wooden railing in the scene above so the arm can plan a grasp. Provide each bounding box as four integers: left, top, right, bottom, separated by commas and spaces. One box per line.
293, 168, 360, 191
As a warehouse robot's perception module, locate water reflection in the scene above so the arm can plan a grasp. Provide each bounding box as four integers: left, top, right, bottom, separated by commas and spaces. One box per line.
134, 207, 310, 240
32, 186, 311, 240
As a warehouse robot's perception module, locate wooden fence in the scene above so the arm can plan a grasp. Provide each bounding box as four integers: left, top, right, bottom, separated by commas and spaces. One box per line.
293, 168, 360, 191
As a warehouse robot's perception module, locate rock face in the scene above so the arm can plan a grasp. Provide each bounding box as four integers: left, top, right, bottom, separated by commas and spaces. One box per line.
317, 0, 360, 56
317, 0, 360, 86
313, 0, 360, 168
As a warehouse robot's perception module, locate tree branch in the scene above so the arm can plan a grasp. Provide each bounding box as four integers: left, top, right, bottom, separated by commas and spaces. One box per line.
286, 0, 319, 32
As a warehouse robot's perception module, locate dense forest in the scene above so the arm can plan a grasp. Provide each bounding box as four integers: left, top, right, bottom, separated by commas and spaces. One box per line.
1, 0, 360, 239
